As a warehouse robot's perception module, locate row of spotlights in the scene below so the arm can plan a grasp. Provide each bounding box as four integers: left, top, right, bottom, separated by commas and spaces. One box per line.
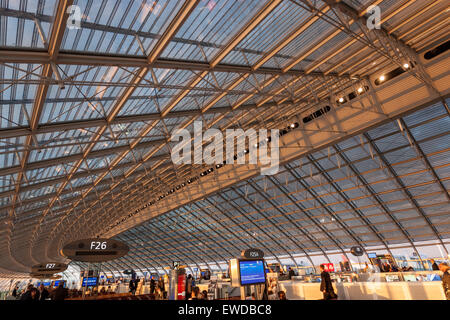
106, 115, 317, 231
338, 86, 368, 104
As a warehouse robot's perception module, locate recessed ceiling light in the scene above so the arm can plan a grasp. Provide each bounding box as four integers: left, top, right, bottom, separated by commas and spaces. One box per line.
379, 75, 385, 82
403, 63, 409, 69
357, 87, 363, 93
338, 97, 344, 103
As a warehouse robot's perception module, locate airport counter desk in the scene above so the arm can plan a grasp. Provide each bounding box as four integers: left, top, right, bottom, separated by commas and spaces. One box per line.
280, 271, 447, 300
62, 271, 447, 300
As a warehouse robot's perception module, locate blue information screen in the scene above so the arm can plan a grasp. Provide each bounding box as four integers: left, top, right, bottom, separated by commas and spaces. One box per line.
53, 280, 65, 288
239, 260, 266, 286
368, 253, 377, 258
82, 277, 98, 287
36, 281, 51, 287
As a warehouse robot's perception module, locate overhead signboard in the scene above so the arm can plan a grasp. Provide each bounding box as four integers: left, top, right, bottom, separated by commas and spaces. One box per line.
31, 263, 68, 275
30, 272, 62, 279
123, 269, 134, 275
61, 238, 129, 262
172, 261, 180, 269
241, 248, 264, 260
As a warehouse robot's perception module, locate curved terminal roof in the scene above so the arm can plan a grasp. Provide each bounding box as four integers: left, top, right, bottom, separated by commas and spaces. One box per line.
0, 0, 448, 275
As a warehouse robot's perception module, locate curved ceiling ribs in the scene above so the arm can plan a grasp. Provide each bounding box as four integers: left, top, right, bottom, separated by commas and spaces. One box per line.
0, 0, 448, 274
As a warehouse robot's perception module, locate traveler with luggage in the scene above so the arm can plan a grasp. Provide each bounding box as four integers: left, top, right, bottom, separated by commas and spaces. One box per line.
320, 264, 338, 300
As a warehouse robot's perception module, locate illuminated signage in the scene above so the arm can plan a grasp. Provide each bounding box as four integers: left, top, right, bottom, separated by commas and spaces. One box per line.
322, 263, 335, 272
241, 248, 264, 259
31, 263, 68, 275
62, 238, 129, 262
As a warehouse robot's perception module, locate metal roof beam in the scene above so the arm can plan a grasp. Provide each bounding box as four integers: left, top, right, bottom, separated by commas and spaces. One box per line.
0, 139, 168, 177
7, 0, 74, 271
0, 49, 345, 78
0, 100, 292, 139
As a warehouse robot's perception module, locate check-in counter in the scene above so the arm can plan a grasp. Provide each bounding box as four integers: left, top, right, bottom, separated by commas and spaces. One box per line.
116, 283, 129, 293
97, 284, 118, 294
279, 280, 446, 300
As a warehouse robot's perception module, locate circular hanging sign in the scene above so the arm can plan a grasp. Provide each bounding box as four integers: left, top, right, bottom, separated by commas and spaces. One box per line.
241, 248, 264, 259
61, 238, 129, 262
123, 269, 134, 275
350, 246, 364, 257
31, 263, 68, 275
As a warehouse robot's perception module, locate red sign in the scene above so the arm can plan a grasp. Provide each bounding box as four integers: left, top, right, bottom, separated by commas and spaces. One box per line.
323, 263, 335, 272
177, 274, 186, 300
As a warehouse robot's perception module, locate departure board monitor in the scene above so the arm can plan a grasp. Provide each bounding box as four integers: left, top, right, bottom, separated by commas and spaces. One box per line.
239, 260, 266, 286
82, 277, 98, 287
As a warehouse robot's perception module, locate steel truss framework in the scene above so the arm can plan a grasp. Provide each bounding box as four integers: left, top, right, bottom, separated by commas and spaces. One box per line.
112, 100, 450, 272
0, 0, 448, 274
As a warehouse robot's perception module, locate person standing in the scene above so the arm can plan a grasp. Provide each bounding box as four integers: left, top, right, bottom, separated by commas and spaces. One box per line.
50, 282, 67, 301
319, 264, 337, 300
363, 262, 370, 273
267, 290, 277, 300
188, 287, 200, 300
38, 284, 49, 301
431, 259, 440, 271
129, 279, 136, 295
12, 286, 18, 298
438, 263, 450, 300
185, 274, 193, 300
277, 291, 287, 300
288, 267, 295, 279
150, 277, 156, 294
20, 284, 34, 301
31, 288, 40, 301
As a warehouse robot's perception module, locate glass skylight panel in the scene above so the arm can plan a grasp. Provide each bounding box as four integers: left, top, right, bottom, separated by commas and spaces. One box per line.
0, 144, 21, 168
119, 95, 159, 116
0, 14, 50, 49
408, 181, 442, 197
404, 102, 445, 126
420, 133, 450, 155
161, 0, 265, 62
0, 173, 16, 193
39, 66, 134, 123
398, 169, 434, 186
305, 31, 351, 67
265, 16, 334, 70
222, 1, 310, 66
61, 0, 181, 55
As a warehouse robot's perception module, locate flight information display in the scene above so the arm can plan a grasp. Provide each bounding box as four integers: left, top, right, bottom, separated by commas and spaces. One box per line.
36, 282, 51, 287
53, 280, 66, 288
239, 260, 266, 286
82, 277, 98, 287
